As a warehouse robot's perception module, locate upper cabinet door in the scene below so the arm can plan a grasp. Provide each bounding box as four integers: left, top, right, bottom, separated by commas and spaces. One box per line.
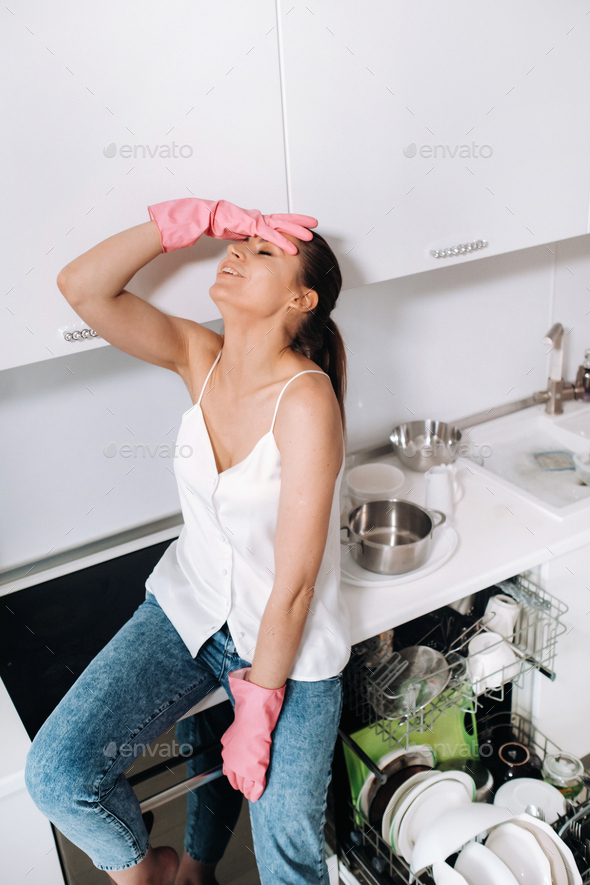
1, 1, 287, 372
279, 1, 590, 289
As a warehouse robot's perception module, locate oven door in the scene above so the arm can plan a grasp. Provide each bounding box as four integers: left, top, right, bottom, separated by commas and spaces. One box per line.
0, 538, 229, 884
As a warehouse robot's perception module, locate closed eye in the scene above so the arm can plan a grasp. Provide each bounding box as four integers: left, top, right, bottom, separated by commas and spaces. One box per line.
258, 250, 272, 256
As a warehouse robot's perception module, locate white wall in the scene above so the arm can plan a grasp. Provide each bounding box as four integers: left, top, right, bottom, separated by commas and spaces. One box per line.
2, 236, 590, 573
337, 240, 556, 452
552, 233, 590, 382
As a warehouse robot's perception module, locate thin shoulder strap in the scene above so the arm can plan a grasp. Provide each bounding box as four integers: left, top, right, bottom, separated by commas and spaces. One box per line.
270, 370, 329, 433
197, 348, 223, 405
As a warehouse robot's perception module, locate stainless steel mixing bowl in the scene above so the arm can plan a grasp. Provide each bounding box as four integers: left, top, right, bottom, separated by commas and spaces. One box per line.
389, 419, 462, 472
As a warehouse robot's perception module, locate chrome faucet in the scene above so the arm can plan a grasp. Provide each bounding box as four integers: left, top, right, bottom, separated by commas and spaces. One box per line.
535, 323, 590, 414
453, 325, 590, 431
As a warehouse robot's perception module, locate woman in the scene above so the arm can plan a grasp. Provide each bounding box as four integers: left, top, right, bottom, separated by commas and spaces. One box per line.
24, 197, 352, 885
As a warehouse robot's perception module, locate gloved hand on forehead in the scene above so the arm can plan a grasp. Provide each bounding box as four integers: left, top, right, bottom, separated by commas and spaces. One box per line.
148, 197, 317, 256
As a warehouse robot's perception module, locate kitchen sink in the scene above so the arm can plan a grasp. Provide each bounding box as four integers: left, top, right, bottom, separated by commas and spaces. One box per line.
458, 401, 590, 518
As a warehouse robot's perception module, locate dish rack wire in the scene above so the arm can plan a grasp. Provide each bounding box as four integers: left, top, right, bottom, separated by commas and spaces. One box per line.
343, 573, 568, 751
343, 794, 435, 885
341, 711, 590, 885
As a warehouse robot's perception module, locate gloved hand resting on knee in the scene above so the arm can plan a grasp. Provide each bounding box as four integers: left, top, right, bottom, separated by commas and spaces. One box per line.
220, 667, 285, 802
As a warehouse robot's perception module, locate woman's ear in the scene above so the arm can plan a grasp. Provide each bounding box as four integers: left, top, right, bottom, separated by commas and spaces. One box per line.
289, 286, 319, 315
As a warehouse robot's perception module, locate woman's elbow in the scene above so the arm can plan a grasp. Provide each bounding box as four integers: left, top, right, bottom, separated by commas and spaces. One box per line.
57, 268, 84, 307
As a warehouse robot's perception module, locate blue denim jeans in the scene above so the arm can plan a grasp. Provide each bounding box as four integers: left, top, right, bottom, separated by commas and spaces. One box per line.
24, 589, 343, 883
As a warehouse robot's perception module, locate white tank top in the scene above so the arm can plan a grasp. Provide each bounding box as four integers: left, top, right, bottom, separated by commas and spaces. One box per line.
146, 348, 352, 681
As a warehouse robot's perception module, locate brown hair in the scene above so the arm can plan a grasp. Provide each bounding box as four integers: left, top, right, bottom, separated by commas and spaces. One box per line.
289, 231, 347, 440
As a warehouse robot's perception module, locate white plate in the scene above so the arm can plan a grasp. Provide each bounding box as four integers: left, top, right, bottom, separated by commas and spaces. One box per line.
340, 526, 458, 587
455, 842, 519, 885
493, 777, 566, 824
389, 770, 474, 857
486, 822, 552, 885
356, 744, 435, 818
511, 817, 568, 885
380, 769, 436, 843
395, 776, 473, 862
510, 813, 582, 885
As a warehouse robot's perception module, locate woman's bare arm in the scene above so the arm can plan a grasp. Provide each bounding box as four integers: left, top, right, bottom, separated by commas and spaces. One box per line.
57, 220, 220, 375
248, 375, 344, 689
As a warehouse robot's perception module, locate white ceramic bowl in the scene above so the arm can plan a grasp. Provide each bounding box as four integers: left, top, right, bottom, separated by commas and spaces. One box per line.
455, 841, 519, 885
410, 803, 514, 875
432, 862, 470, 885
346, 462, 405, 508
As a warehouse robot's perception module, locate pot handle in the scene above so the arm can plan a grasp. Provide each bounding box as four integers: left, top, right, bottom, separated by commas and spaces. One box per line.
340, 525, 364, 554
427, 509, 446, 530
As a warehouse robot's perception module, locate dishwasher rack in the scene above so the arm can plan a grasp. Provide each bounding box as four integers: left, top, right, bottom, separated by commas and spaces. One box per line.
343, 573, 568, 752
337, 711, 590, 885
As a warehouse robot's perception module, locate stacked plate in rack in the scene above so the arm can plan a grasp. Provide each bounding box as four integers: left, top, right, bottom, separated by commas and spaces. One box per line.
410, 806, 582, 885
356, 742, 582, 883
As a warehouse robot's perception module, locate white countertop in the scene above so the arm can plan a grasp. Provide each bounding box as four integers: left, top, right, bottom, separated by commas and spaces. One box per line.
343, 403, 590, 644
4, 401, 590, 785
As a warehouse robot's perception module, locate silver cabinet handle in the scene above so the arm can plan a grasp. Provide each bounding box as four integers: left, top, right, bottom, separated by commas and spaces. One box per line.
63, 328, 100, 341
430, 240, 488, 259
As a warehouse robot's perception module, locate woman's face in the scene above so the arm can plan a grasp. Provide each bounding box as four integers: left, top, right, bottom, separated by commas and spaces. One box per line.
209, 233, 318, 322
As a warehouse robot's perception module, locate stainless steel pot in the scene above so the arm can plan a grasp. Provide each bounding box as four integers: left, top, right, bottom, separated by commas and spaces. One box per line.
341, 498, 446, 576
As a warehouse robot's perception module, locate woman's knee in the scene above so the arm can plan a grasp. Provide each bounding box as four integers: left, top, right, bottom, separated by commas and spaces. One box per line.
25, 718, 92, 815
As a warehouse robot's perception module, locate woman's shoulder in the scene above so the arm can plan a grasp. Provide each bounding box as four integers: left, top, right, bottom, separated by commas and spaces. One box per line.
283, 350, 326, 376
278, 357, 338, 423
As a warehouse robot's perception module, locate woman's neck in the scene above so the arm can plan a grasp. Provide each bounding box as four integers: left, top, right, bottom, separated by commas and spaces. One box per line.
216, 322, 295, 393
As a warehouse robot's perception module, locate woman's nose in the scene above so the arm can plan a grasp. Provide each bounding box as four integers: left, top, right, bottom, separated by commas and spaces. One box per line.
228, 243, 244, 259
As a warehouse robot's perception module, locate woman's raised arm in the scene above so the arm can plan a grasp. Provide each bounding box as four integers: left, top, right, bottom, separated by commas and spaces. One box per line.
56, 220, 218, 375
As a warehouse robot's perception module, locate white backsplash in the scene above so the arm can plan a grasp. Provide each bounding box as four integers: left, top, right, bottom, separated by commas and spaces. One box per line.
336, 241, 556, 452
1, 235, 589, 572
552, 233, 590, 383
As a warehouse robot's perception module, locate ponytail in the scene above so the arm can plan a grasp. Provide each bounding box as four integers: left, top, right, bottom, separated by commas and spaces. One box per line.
290, 232, 347, 440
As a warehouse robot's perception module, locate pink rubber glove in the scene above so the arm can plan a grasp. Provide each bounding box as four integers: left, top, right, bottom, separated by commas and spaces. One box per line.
220, 667, 286, 802
147, 197, 317, 256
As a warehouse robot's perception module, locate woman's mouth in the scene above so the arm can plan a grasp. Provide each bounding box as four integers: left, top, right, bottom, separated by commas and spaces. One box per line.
218, 263, 244, 278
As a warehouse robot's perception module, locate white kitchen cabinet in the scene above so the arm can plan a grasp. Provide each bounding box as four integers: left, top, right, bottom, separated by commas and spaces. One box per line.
1, 0, 287, 372
278, 1, 590, 288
